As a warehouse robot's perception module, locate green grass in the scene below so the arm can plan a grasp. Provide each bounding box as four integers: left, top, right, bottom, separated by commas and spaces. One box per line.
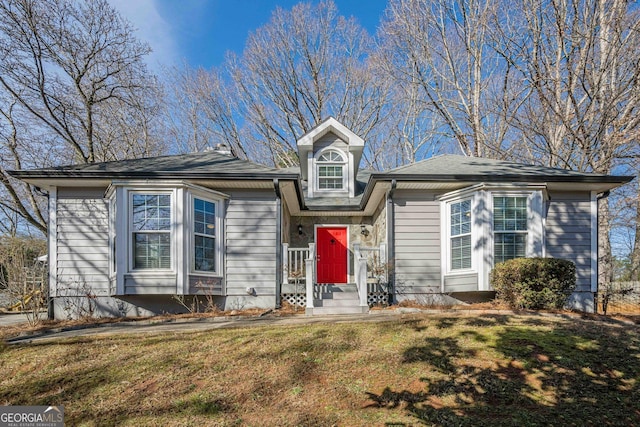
1, 313, 639, 426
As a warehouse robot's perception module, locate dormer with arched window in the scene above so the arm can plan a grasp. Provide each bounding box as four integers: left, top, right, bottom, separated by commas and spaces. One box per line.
296, 117, 364, 198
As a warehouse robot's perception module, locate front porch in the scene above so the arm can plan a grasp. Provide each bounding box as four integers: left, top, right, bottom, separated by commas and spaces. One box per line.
281, 243, 389, 315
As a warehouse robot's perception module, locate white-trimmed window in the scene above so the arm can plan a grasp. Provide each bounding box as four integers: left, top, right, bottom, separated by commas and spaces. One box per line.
450, 199, 472, 270
493, 196, 528, 264
192, 197, 217, 273
131, 193, 171, 269
316, 149, 346, 190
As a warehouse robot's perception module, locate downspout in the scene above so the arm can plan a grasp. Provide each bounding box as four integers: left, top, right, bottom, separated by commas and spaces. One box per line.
387, 179, 397, 303
594, 190, 611, 313
273, 179, 283, 308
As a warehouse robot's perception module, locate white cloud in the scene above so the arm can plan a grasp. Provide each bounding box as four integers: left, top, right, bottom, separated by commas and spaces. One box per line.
108, 0, 181, 71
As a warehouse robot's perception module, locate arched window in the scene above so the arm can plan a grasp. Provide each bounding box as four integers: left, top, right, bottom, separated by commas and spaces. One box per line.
316, 149, 346, 190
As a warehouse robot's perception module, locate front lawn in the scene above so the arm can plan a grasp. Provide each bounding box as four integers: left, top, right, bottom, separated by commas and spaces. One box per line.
1, 313, 638, 426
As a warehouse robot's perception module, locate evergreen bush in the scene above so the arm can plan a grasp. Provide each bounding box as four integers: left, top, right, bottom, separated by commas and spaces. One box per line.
491, 257, 576, 310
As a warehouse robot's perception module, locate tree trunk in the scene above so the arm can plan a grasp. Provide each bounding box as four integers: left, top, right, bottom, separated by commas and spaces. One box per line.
630, 184, 640, 281
598, 198, 614, 287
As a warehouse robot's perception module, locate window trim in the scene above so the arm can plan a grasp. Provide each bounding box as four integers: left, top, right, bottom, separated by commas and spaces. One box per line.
448, 198, 473, 272
492, 195, 529, 265
488, 190, 544, 267
108, 193, 116, 282
187, 190, 223, 277
314, 148, 347, 193
128, 190, 174, 272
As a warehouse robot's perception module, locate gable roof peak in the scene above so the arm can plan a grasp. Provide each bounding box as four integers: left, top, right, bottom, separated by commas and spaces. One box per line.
297, 117, 364, 148
296, 117, 364, 180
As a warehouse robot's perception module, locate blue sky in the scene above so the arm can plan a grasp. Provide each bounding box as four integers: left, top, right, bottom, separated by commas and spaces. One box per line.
109, 0, 389, 70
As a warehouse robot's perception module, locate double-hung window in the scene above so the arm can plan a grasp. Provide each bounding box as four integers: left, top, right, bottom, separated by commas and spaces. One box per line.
493, 196, 528, 264
317, 150, 346, 190
131, 194, 171, 269
193, 197, 217, 273
450, 199, 472, 270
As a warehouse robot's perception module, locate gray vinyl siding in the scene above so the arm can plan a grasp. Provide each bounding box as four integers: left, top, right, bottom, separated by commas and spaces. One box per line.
224, 190, 278, 303
545, 191, 592, 292
124, 276, 176, 294
314, 133, 348, 153
393, 190, 441, 294
189, 276, 223, 294
56, 187, 110, 297
444, 274, 478, 292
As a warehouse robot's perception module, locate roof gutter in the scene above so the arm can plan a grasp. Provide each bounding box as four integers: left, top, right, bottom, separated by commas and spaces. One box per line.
7, 170, 302, 181
358, 176, 381, 211
368, 173, 635, 185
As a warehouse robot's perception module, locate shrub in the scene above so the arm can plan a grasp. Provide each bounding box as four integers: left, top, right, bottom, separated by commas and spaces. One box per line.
491, 257, 576, 310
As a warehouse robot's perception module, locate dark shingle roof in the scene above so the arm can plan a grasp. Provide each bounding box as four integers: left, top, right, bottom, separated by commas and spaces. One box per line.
10, 151, 298, 180
375, 154, 631, 183
303, 169, 374, 210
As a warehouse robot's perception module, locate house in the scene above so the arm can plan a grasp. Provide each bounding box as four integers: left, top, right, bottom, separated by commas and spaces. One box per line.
9, 118, 633, 318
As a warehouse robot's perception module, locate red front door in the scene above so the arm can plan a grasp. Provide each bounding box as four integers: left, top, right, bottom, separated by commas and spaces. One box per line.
316, 227, 348, 283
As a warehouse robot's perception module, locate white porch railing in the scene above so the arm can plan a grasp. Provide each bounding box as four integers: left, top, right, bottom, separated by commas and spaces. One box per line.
354, 243, 387, 310
355, 244, 387, 282
282, 243, 313, 285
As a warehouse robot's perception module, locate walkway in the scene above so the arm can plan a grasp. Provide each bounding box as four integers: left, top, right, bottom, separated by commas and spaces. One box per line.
3, 309, 420, 345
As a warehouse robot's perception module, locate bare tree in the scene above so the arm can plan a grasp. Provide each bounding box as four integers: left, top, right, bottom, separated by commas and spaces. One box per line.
0, 99, 52, 233
225, 0, 391, 167
494, 0, 640, 284
611, 170, 640, 281
378, 0, 521, 159
164, 64, 248, 158
494, 0, 640, 171
632, 187, 640, 281
0, 0, 165, 234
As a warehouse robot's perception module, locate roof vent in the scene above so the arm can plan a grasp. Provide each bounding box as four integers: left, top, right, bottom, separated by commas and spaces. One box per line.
213, 143, 233, 156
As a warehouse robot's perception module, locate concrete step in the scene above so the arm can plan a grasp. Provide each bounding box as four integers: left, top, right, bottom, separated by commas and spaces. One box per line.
313, 298, 360, 307
311, 305, 368, 315
309, 283, 367, 315
316, 284, 357, 292
317, 291, 358, 300
316, 284, 358, 300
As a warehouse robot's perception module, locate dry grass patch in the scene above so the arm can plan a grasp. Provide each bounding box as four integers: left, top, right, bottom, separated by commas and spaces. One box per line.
1, 313, 639, 426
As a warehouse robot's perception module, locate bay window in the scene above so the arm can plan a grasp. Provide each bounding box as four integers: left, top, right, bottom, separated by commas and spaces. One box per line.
441, 185, 544, 292
110, 183, 226, 296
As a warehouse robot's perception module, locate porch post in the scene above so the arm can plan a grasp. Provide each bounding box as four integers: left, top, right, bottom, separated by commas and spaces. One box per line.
305, 258, 314, 315
356, 253, 368, 310
282, 243, 289, 285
